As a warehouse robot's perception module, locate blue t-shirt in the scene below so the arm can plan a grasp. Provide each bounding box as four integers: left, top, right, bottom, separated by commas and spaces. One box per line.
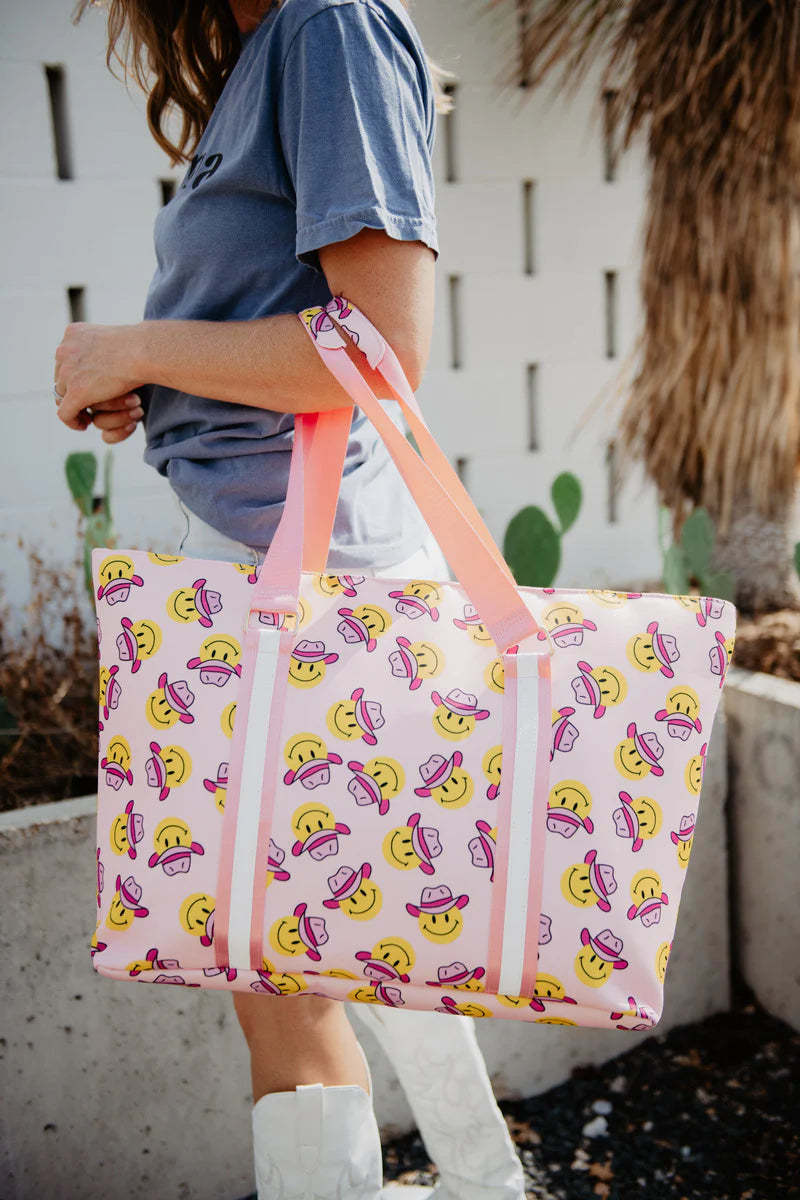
140, 0, 439, 567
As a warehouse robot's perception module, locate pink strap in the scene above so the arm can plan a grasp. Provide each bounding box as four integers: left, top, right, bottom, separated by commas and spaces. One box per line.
295, 297, 515, 583
251, 299, 547, 654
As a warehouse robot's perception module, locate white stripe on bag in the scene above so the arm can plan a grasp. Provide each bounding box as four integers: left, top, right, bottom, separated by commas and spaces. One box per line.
227, 628, 282, 968
498, 652, 542, 998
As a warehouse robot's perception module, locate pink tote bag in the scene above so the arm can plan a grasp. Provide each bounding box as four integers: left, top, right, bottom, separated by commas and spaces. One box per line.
90, 296, 736, 1029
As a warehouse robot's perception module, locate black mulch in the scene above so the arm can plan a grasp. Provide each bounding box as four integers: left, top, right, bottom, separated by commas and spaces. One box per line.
383, 993, 799, 1199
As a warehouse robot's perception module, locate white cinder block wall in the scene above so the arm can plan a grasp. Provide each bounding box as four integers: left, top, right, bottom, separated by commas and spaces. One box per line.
1, 0, 656, 620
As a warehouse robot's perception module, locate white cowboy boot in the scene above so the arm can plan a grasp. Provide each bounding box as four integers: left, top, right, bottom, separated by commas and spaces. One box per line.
251, 1040, 384, 1200
352, 1005, 526, 1200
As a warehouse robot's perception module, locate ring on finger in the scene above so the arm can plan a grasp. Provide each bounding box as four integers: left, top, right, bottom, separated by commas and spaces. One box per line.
53, 383, 65, 405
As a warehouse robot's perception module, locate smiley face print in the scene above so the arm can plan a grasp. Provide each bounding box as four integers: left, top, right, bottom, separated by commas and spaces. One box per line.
117, 617, 162, 673
655, 685, 702, 740
288, 640, 339, 688
388, 637, 444, 690
323, 863, 382, 920
327, 689, 384, 745
571, 661, 628, 718
612, 791, 662, 852
574, 927, 628, 988
166, 579, 222, 628
406, 885, 468, 945
105, 874, 149, 931
355, 936, 416, 983
269, 902, 328, 962
347, 756, 405, 816
337, 604, 392, 652
383, 813, 442, 875
186, 634, 242, 688
546, 780, 594, 838
415, 751, 474, 810
96, 554, 144, 605
613, 723, 665, 781
148, 816, 204, 876
145, 742, 192, 802
179, 892, 216, 945
453, 604, 493, 647
430, 689, 490, 741
561, 850, 617, 911
627, 622, 680, 678
145, 673, 195, 730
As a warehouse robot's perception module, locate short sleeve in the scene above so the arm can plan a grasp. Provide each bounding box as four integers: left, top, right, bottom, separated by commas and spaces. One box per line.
277, 1, 439, 273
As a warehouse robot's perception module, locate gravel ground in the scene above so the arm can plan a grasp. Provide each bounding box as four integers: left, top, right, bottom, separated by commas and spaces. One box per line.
383, 992, 799, 1199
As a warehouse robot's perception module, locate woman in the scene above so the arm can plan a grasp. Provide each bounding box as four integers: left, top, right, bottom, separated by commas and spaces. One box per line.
56, 2, 526, 1196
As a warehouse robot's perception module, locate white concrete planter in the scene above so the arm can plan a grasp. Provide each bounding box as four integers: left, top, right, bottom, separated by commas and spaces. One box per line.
2, 723, 730, 1200
724, 667, 800, 1032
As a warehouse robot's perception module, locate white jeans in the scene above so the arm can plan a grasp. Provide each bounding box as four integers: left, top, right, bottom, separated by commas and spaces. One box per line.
175, 494, 452, 581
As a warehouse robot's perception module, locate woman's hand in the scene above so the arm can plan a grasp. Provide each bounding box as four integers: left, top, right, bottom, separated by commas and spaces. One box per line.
54, 322, 145, 444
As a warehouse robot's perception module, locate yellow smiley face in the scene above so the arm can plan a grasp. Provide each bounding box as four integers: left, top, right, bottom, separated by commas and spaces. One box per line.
685, 753, 703, 795
561, 863, 601, 908
409, 641, 445, 680
198, 634, 241, 669
484, 658, 505, 694
675, 836, 693, 868
145, 689, 181, 731
588, 665, 628, 707
626, 633, 662, 673
110, 813, 132, 856
326, 701, 361, 740
288, 655, 329, 688
574, 944, 614, 988
98, 554, 137, 589
482, 746, 502, 790
418, 907, 464, 944
430, 767, 474, 810
338, 879, 383, 921
284, 733, 328, 773
455, 1001, 492, 1018
543, 602, 583, 630
105, 893, 134, 931
614, 737, 652, 780
535, 1017, 578, 1025
369, 937, 415, 976
655, 941, 671, 982
105, 735, 132, 771
348, 985, 381, 1004
153, 816, 193, 855
629, 795, 662, 839
664, 685, 701, 720
675, 594, 702, 615
148, 553, 184, 565
533, 973, 569, 1002
131, 619, 162, 659
630, 869, 663, 906
180, 893, 215, 937
351, 604, 391, 638
220, 702, 236, 739
548, 779, 593, 819
167, 588, 201, 624
497, 993, 534, 1009
432, 706, 476, 741
291, 802, 336, 840
464, 620, 492, 646
99, 666, 115, 708
383, 826, 421, 871
269, 916, 306, 957
360, 757, 405, 800
156, 745, 192, 787
405, 581, 442, 605
259, 960, 307, 995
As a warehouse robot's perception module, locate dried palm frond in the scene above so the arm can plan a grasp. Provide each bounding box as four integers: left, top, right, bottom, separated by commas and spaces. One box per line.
501, 0, 800, 536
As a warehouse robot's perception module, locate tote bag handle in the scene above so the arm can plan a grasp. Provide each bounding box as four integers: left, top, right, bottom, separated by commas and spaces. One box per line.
296, 298, 515, 584
252, 297, 550, 656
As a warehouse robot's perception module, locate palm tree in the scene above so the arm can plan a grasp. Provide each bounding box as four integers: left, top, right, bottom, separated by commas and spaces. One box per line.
500, 0, 800, 614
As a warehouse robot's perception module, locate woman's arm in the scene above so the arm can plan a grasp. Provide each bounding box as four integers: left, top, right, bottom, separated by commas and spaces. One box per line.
55, 230, 435, 441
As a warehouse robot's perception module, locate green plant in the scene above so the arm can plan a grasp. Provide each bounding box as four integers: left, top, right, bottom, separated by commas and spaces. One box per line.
794, 542, 800, 583
503, 472, 582, 587
658, 506, 735, 601
65, 450, 115, 600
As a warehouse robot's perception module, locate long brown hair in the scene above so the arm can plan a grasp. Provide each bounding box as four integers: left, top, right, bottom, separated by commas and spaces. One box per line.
72, 0, 454, 166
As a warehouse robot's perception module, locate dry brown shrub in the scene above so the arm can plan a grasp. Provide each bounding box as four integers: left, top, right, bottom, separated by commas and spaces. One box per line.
0, 548, 99, 811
